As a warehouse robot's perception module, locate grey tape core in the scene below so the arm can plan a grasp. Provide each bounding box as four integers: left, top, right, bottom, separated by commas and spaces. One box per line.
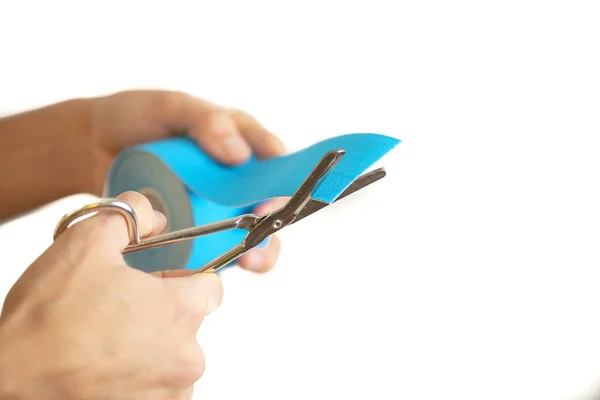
106, 150, 194, 273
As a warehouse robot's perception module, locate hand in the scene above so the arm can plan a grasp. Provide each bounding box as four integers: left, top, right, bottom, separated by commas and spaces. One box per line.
89, 90, 286, 273
0, 191, 222, 400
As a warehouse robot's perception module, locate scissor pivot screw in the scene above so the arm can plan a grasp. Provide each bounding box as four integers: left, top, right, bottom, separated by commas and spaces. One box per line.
272, 220, 283, 229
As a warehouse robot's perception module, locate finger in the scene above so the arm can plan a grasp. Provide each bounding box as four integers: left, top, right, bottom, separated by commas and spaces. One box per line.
190, 108, 252, 165
254, 197, 289, 215
74, 191, 162, 253
238, 235, 281, 273
238, 198, 285, 273
172, 388, 194, 400
174, 343, 205, 391
163, 95, 252, 165
150, 269, 193, 278
168, 272, 223, 319
111, 191, 161, 239
150, 210, 167, 236
229, 108, 286, 159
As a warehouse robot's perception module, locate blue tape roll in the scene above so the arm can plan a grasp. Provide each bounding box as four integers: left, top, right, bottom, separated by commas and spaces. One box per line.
105, 133, 400, 273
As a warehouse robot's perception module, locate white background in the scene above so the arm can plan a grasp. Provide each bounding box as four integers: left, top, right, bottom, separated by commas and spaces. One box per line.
1, 1, 600, 399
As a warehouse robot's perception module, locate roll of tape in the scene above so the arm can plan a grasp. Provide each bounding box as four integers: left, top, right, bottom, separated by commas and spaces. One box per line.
105, 133, 400, 273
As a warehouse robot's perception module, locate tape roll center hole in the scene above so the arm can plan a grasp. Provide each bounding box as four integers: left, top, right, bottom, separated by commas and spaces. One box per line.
139, 188, 170, 234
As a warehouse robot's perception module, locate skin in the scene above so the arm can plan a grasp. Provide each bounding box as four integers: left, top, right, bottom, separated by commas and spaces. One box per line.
0, 91, 289, 398
0, 191, 221, 399
0, 90, 287, 271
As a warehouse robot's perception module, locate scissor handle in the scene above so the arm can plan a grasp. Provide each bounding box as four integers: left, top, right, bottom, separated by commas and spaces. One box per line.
53, 198, 256, 275
53, 199, 141, 245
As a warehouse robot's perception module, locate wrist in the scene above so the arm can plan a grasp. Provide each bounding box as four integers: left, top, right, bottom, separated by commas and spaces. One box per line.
0, 316, 72, 400
0, 318, 27, 399
0, 97, 100, 218
49, 97, 102, 195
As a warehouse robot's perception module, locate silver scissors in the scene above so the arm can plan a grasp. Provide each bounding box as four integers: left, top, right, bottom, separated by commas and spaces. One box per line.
53, 149, 386, 275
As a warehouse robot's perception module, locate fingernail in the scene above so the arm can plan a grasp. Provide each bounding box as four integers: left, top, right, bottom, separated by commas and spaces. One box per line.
243, 251, 264, 272
222, 137, 249, 161
212, 112, 251, 161
271, 135, 287, 154
153, 210, 167, 232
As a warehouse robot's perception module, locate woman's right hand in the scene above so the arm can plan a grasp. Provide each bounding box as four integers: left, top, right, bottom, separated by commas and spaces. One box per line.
0, 191, 222, 400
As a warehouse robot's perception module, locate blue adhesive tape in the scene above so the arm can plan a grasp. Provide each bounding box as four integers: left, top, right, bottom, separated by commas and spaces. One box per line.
105, 133, 400, 273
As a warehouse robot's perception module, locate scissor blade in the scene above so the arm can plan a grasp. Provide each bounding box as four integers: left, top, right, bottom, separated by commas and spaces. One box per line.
279, 149, 345, 216
291, 168, 386, 225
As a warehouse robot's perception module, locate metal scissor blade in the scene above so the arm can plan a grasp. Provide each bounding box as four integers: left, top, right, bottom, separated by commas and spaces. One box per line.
291, 167, 386, 225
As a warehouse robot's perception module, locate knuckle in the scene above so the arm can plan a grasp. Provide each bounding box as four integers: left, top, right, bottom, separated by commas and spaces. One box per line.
63, 207, 130, 249
54, 217, 113, 264
229, 108, 254, 130
230, 107, 252, 122
75, 215, 112, 242
169, 283, 207, 326
192, 297, 210, 317
186, 275, 223, 315
183, 292, 210, 321
151, 90, 185, 118
173, 345, 205, 385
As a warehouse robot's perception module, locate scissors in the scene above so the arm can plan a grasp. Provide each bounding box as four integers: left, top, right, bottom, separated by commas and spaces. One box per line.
53, 149, 386, 275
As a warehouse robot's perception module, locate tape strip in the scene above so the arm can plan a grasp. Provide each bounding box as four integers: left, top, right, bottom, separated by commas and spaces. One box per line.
105, 133, 400, 272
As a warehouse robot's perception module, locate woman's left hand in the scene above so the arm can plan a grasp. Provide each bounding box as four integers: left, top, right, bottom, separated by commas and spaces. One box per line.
88, 90, 286, 273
